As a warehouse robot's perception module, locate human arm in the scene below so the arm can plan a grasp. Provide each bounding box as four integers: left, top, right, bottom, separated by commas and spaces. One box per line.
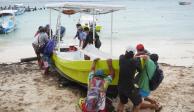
74, 31, 79, 39
90, 58, 100, 72
144, 97, 157, 104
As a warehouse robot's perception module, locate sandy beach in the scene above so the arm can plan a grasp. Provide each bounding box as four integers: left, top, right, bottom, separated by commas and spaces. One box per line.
0, 62, 193, 112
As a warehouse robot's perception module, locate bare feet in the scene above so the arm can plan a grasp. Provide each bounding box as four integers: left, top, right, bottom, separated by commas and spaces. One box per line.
117, 102, 124, 112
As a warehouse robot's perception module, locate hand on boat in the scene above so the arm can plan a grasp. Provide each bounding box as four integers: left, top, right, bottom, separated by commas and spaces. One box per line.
107, 59, 112, 65
93, 58, 100, 62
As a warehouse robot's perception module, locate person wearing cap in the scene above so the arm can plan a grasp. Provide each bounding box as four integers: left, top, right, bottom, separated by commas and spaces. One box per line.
135, 44, 162, 111
79, 58, 115, 112
117, 46, 143, 112
137, 53, 162, 112
32, 27, 49, 70
135, 44, 150, 57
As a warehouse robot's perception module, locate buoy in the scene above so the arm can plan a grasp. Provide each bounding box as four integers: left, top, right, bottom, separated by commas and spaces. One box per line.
62, 10, 76, 15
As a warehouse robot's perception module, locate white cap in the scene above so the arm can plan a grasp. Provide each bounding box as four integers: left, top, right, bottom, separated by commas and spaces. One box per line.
126, 46, 136, 54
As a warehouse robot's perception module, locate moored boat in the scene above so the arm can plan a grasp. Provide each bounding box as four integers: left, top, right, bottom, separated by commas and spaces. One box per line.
0, 10, 17, 34
14, 4, 25, 15
179, 1, 192, 5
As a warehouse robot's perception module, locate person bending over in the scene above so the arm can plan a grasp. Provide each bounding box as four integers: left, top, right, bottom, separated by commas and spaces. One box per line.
79, 58, 115, 112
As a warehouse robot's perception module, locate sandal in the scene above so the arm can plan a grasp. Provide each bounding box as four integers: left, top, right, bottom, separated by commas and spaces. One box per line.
78, 98, 85, 110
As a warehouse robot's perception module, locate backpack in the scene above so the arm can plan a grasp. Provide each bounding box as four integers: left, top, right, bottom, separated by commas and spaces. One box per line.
43, 39, 55, 56
85, 77, 105, 112
146, 65, 164, 91
95, 39, 101, 49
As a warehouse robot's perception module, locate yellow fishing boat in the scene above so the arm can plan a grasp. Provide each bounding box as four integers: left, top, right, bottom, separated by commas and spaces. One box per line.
45, 2, 125, 95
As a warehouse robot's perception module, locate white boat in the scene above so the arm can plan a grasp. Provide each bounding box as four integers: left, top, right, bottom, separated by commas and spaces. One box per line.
45, 2, 125, 96
14, 4, 25, 15
0, 10, 17, 34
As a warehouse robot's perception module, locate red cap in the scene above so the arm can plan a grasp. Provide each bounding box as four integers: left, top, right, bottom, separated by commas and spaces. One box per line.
136, 44, 144, 51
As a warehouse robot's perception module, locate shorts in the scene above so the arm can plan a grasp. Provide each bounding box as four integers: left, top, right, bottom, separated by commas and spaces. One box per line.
139, 89, 150, 98
42, 55, 51, 67
119, 88, 142, 106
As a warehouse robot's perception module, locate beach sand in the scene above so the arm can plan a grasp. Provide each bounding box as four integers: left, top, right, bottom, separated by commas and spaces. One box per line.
0, 62, 194, 112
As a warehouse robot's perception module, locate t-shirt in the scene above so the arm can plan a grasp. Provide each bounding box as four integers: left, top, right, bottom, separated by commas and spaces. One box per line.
82, 31, 99, 49
33, 32, 49, 46
87, 71, 112, 110
79, 31, 86, 41
118, 55, 141, 95
138, 58, 156, 93
88, 71, 112, 90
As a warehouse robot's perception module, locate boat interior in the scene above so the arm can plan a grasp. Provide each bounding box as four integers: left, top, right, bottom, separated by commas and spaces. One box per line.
56, 43, 115, 61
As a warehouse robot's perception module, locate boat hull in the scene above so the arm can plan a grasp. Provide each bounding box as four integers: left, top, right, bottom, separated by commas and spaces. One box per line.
15, 8, 25, 16
52, 53, 120, 86
0, 21, 15, 34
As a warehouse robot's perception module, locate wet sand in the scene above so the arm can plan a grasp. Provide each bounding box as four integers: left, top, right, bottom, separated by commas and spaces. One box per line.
0, 62, 194, 112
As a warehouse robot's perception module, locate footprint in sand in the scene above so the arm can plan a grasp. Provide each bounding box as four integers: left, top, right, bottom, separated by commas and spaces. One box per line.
19, 86, 25, 88
19, 98, 24, 101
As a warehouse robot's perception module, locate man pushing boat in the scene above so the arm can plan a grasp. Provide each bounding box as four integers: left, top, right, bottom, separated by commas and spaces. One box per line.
79, 58, 115, 112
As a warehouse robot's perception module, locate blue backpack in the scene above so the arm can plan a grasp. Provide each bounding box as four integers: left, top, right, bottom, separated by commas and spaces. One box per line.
43, 39, 55, 56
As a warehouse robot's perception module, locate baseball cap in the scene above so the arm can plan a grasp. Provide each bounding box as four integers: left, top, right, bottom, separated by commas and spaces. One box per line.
126, 46, 136, 54
136, 44, 144, 51
94, 69, 104, 77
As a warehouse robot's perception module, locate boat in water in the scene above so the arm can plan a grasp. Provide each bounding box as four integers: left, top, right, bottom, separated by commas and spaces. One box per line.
14, 4, 25, 16
45, 2, 125, 96
0, 10, 17, 34
179, 0, 192, 5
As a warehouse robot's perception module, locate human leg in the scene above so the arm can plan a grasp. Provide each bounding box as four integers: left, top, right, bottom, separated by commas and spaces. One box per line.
132, 104, 141, 112
144, 97, 157, 104
140, 98, 162, 111
42, 55, 50, 75
140, 101, 156, 109
117, 93, 129, 112
129, 88, 142, 112
117, 102, 125, 112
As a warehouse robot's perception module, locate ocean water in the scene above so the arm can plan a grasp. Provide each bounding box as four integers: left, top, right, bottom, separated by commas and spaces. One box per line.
0, 0, 194, 66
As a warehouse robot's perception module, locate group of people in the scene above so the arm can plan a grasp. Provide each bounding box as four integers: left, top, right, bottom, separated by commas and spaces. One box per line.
79, 44, 163, 112
32, 24, 56, 75
74, 23, 101, 49
32, 24, 163, 112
